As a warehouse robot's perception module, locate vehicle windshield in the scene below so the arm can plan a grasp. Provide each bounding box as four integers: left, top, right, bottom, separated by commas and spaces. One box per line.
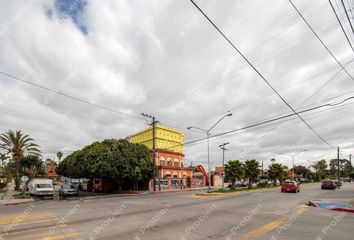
63, 185, 75, 189
323, 181, 333, 184
36, 184, 51, 188
284, 182, 295, 185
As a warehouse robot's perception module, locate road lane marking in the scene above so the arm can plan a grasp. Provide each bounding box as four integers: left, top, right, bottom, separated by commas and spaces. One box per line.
0, 212, 55, 222
0, 224, 68, 236
0, 216, 58, 225
38, 232, 80, 240
240, 218, 286, 239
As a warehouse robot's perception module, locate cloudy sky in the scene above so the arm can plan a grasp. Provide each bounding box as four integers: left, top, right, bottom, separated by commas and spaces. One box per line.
1, 0, 354, 170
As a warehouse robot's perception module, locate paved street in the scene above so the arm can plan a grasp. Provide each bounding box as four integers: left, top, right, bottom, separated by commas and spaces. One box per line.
0, 183, 353, 240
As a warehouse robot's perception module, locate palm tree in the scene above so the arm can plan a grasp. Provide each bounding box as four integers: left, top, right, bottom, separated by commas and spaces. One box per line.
244, 159, 260, 188
268, 163, 286, 184
0, 130, 41, 190
0, 153, 9, 166
21, 155, 42, 177
57, 151, 63, 163
225, 160, 244, 189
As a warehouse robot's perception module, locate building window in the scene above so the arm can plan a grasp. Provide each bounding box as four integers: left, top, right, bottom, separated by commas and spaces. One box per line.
174, 162, 179, 167
160, 160, 165, 166
167, 161, 172, 167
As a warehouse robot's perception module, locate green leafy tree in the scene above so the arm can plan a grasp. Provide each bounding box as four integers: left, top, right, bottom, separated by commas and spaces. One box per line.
57, 139, 155, 191
0, 153, 9, 167
244, 160, 260, 188
225, 160, 244, 189
343, 160, 353, 177
350, 172, 354, 179
294, 165, 309, 177
268, 163, 287, 184
313, 160, 327, 180
0, 130, 41, 190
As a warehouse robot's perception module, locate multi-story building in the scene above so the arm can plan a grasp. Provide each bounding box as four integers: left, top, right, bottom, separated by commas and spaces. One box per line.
129, 124, 193, 190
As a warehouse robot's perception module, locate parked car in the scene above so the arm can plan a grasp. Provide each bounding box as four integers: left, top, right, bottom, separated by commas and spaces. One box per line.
59, 184, 78, 197
321, 180, 337, 190
281, 181, 300, 193
28, 178, 54, 198
241, 180, 257, 188
257, 179, 270, 187
227, 181, 242, 188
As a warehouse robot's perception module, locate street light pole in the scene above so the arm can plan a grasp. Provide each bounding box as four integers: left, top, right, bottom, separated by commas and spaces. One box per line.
188, 113, 232, 192
292, 155, 295, 180
278, 150, 307, 181
219, 142, 229, 189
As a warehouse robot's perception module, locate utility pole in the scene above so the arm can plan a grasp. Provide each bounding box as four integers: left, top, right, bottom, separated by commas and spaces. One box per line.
219, 142, 229, 189
337, 146, 340, 186
350, 154, 352, 167
141, 113, 159, 192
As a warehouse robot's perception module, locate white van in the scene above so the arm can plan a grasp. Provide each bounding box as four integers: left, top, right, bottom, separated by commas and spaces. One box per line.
28, 178, 54, 197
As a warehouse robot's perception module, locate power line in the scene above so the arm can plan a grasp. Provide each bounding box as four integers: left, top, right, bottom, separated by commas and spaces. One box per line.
335, 0, 354, 44
288, 0, 354, 81
329, 0, 354, 53
168, 95, 354, 150
341, 0, 354, 36
190, 0, 336, 149
197, 61, 352, 127
0, 71, 145, 121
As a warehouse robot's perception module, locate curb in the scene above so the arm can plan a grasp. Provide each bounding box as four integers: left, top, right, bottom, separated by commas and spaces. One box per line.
195, 193, 225, 197
0, 199, 34, 206
197, 186, 280, 197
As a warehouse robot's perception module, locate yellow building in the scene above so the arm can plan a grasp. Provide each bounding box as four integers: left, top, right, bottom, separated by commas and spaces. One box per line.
129, 124, 184, 153
129, 124, 195, 191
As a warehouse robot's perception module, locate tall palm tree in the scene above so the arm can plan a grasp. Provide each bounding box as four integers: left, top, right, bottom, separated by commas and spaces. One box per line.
21, 155, 42, 178
244, 159, 260, 188
0, 130, 41, 190
225, 160, 244, 189
57, 151, 63, 163
268, 163, 286, 184
0, 153, 9, 166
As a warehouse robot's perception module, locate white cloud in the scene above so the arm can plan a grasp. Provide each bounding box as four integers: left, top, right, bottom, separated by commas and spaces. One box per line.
1, 0, 354, 168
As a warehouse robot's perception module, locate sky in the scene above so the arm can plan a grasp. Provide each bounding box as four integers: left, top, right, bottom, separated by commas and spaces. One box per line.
1, 0, 354, 170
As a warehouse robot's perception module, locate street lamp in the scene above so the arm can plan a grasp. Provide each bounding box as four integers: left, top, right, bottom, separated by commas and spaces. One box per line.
279, 150, 307, 180
219, 142, 229, 189
187, 113, 233, 192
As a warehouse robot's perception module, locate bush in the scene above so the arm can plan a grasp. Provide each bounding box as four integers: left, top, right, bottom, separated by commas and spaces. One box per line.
0, 182, 7, 191
13, 193, 31, 199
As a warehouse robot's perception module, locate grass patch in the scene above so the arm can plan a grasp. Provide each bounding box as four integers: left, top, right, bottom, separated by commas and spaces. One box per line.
213, 186, 278, 193
13, 193, 32, 199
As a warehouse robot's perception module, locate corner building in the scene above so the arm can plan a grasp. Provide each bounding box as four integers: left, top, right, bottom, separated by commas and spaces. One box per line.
129, 124, 193, 190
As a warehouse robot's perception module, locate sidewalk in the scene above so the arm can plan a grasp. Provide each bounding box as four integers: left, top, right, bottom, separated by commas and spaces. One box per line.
0, 184, 34, 206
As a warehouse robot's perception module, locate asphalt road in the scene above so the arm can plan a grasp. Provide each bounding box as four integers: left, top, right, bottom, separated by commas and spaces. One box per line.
0, 183, 353, 240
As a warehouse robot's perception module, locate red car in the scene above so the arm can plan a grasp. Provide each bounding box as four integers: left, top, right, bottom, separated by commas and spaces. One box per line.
321, 180, 337, 190
281, 181, 300, 193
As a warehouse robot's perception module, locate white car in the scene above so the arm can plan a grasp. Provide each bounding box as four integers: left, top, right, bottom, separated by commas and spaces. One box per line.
28, 178, 54, 197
